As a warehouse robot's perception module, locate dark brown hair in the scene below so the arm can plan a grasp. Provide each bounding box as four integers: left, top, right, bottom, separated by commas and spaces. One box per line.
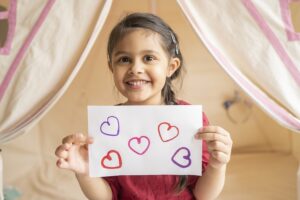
107, 12, 185, 104
107, 12, 187, 193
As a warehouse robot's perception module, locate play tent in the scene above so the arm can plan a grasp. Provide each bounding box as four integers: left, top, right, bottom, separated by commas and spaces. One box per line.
0, 0, 300, 199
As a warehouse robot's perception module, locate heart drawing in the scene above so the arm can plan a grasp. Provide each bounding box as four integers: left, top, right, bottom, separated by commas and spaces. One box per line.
128, 136, 150, 155
171, 147, 192, 168
101, 150, 122, 169
100, 116, 120, 136
158, 122, 179, 142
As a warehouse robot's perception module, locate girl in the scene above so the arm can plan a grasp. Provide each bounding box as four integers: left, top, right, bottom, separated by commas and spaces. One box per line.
55, 13, 232, 200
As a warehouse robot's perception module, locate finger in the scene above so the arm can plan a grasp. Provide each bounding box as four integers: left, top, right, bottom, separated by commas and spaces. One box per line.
55, 143, 72, 158
211, 151, 230, 163
62, 133, 89, 145
84, 137, 94, 149
55, 147, 68, 159
199, 126, 230, 136
207, 141, 231, 155
195, 132, 229, 144
87, 137, 94, 144
56, 158, 70, 169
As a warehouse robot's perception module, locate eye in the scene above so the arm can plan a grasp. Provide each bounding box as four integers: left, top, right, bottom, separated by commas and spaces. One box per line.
117, 56, 131, 64
144, 55, 156, 62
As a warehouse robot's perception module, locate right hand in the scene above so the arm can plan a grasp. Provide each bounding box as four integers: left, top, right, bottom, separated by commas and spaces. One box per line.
55, 133, 93, 175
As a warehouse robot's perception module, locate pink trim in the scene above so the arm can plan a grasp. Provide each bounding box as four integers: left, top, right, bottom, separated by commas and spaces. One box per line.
0, 0, 113, 142
0, 0, 17, 55
243, 0, 300, 87
0, 0, 56, 102
0, 11, 9, 19
209, 44, 300, 130
177, 0, 300, 131
280, 0, 300, 41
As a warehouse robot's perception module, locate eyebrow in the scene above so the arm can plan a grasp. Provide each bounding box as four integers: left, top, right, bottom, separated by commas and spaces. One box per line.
113, 51, 127, 56
113, 50, 160, 57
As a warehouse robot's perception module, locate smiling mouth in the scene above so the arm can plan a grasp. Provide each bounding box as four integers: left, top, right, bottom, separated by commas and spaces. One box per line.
125, 80, 150, 88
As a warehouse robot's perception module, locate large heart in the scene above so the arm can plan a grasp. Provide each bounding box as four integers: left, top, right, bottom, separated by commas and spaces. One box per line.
100, 116, 120, 136
128, 136, 150, 155
101, 150, 122, 169
171, 147, 192, 168
158, 122, 179, 142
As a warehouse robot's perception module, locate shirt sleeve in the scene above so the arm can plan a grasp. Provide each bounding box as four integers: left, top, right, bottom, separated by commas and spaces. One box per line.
103, 177, 120, 200
187, 112, 210, 189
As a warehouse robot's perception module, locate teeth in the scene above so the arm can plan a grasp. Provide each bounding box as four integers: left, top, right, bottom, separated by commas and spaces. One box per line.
128, 80, 147, 86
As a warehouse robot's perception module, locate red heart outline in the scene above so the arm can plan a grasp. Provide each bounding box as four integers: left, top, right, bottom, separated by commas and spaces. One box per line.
158, 122, 179, 142
101, 150, 122, 169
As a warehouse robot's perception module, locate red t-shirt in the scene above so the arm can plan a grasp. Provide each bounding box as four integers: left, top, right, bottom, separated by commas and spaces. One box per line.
104, 100, 210, 200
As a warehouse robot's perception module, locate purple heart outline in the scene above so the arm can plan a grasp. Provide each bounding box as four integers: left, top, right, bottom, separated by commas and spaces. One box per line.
100, 116, 120, 136
171, 147, 192, 168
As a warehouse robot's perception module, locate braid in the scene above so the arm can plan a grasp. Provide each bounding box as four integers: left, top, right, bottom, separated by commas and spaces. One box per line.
175, 175, 188, 194
163, 79, 189, 194
162, 78, 176, 105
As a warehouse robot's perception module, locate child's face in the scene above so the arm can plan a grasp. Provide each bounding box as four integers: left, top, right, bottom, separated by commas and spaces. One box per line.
110, 28, 180, 105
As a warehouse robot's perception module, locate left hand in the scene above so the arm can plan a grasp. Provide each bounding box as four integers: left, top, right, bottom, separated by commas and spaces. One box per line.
195, 126, 232, 169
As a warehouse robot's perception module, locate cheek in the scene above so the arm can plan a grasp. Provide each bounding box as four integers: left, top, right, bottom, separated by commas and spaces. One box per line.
151, 68, 168, 82
113, 67, 124, 78
113, 71, 123, 85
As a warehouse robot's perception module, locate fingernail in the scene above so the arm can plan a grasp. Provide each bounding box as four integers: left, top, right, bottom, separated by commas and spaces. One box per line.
88, 138, 94, 143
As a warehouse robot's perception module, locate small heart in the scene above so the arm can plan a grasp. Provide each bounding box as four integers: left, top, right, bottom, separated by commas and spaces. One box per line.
158, 122, 179, 142
101, 150, 122, 169
171, 147, 192, 168
128, 136, 150, 155
100, 116, 120, 136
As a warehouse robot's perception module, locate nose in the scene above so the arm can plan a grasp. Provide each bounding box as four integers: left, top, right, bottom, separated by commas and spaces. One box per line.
128, 60, 144, 75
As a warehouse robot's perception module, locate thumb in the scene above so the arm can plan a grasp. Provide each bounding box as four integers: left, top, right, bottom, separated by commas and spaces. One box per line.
83, 137, 94, 150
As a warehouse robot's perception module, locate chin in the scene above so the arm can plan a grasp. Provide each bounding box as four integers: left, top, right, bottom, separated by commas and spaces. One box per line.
127, 99, 148, 105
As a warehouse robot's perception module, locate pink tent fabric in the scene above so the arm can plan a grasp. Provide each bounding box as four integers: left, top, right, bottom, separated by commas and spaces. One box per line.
177, 0, 300, 132
0, 0, 112, 143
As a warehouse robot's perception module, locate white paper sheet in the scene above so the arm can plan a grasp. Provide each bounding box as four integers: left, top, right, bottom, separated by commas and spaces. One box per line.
88, 105, 203, 177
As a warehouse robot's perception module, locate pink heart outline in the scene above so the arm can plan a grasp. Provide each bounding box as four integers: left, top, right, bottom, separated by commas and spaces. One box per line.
101, 150, 122, 169
158, 122, 179, 142
171, 147, 192, 168
128, 136, 150, 155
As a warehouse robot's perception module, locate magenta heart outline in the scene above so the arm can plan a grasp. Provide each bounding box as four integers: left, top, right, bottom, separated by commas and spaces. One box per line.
128, 136, 150, 155
171, 147, 192, 168
100, 116, 120, 136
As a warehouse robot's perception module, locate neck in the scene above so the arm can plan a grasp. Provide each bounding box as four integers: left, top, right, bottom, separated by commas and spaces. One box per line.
124, 98, 165, 105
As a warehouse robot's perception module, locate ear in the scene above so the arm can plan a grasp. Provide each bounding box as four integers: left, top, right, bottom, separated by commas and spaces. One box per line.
108, 61, 113, 72
167, 57, 181, 77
